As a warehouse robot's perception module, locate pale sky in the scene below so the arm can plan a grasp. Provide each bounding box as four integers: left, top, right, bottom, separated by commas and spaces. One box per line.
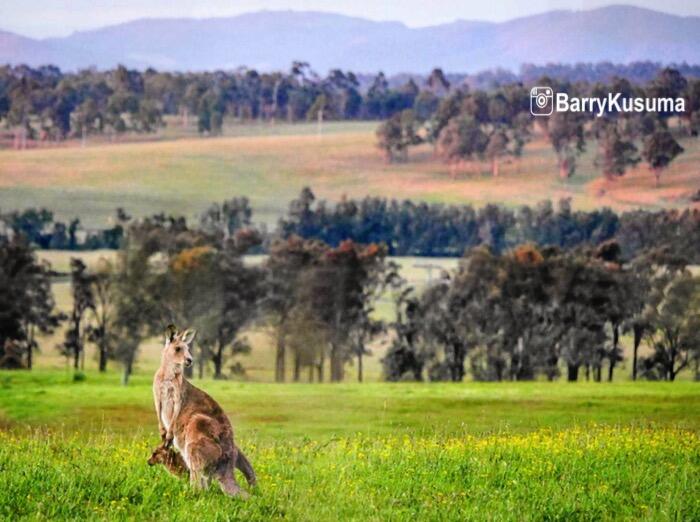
2, 0, 699, 38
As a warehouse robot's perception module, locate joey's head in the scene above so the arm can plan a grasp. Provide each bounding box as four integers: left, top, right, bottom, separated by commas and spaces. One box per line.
148, 445, 169, 466
161, 324, 196, 374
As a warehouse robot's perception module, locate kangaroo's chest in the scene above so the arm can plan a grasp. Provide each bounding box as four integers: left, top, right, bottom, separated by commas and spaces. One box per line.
159, 383, 181, 429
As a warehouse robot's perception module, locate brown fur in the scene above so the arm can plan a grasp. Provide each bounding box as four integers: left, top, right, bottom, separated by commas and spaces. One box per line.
153, 326, 256, 497
148, 444, 189, 478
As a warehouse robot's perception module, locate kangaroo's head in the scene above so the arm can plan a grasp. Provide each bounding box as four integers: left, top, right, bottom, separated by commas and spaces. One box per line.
161, 324, 196, 374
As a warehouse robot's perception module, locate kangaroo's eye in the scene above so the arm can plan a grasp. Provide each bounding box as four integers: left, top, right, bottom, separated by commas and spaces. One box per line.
175, 347, 181, 353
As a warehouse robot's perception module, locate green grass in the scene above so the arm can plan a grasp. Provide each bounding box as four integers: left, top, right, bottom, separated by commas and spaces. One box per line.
2, 427, 698, 520
2, 371, 700, 438
0, 371, 699, 520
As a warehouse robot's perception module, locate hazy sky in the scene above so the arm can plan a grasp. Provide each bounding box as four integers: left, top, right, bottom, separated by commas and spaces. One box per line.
2, 0, 699, 38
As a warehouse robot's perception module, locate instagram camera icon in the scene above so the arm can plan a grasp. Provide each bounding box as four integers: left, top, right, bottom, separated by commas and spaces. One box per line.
530, 86, 553, 116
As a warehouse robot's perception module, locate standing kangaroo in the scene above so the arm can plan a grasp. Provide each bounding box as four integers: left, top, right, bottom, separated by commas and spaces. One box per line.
153, 325, 256, 496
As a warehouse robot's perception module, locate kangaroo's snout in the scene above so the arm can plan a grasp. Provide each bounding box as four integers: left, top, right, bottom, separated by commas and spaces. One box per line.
185, 357, 193, 367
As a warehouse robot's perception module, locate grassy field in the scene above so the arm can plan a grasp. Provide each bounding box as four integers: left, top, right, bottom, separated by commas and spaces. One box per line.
0, 371, 698, 520
3, 120, 700, 519
1, 122, 699, 229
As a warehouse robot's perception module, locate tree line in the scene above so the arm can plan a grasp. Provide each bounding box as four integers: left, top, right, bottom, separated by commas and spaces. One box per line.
0, 62, 439, 143
376, 67, 700, 188
1, 194, 699, 383
0, 198, 393, 385
3, 61, 700, 147
3, 189, 700, 263
384, 242, 700, 382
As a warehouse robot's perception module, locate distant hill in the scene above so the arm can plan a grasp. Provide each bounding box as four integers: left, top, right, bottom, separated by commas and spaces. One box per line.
1, 6, 700, 73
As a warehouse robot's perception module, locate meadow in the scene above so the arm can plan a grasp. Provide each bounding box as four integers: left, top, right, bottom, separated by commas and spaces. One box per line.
0, 371, 699, 520
3, 120, 700, 520
1, 121, 699, 229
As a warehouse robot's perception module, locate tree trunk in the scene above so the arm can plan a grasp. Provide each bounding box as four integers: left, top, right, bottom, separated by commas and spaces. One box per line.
98, 339, 107, 372
668, 346, 676, 382
608, 325, 618, 382
632, 325, 642, 380
567, 364, 579, 382
293, 351, 301, 382
275, 332, 286, 382
608, 359, 615, 382
122, 358, 133, 386
213, 340, 224, 379
26, 325, 34, 370
357, 350, 363, 383
330, 343, 344, 382
308, 365, 314, 383
80, 337, 85, 371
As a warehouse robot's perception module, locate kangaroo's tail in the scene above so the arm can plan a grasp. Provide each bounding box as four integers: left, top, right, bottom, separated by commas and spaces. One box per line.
235, 447, 257, 487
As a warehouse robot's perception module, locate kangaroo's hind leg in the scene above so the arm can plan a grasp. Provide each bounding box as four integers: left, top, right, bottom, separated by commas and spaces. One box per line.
216, 457, 248, 498
186, 438, 220, 490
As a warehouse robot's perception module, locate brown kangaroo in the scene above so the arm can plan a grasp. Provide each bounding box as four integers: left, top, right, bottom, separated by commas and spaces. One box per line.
148, 443, 189, 478
153, 325, 256, 496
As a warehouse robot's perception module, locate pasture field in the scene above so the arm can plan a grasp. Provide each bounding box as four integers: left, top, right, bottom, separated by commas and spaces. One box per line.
1, 122, 699, 229
0, 371, 699, 520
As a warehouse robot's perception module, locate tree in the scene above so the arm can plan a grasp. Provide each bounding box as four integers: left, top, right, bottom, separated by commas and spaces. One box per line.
642, 129, 684, 187
547, 111, 586, 179
58, 258, 94, 370
109, 218, 167, 385
551, 250, 615, 381
208, 237, 263, 379
383, 288, 426, 381
648, 68, 687, 120
376, 109, 422, 162
301, 240, 388, 382
640, 272, 700, 381
485, 129, 509, 177
595, 122, 639, 179
426, 68, 450, 96
87, 257, 115, 372
0, 237, 61, 369
264, 236, 326, 382
437, 115, 488, 177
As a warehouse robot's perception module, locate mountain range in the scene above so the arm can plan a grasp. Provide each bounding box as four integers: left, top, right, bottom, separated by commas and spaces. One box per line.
1, 5, 699, 73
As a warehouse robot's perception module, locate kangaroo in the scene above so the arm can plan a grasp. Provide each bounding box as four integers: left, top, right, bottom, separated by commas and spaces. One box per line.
148, 443, 189, 478
153, 325, 256, 496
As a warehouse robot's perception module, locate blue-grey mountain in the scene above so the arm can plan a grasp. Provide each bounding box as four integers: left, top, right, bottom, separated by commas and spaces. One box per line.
1, 6, 699, 73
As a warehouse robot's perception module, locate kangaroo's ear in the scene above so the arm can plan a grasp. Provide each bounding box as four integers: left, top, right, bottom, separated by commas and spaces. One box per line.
181, 328, 197, 345
165, 324, 178, 344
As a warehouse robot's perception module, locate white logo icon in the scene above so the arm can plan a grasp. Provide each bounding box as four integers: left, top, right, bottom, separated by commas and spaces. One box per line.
530, 86, 553, 116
